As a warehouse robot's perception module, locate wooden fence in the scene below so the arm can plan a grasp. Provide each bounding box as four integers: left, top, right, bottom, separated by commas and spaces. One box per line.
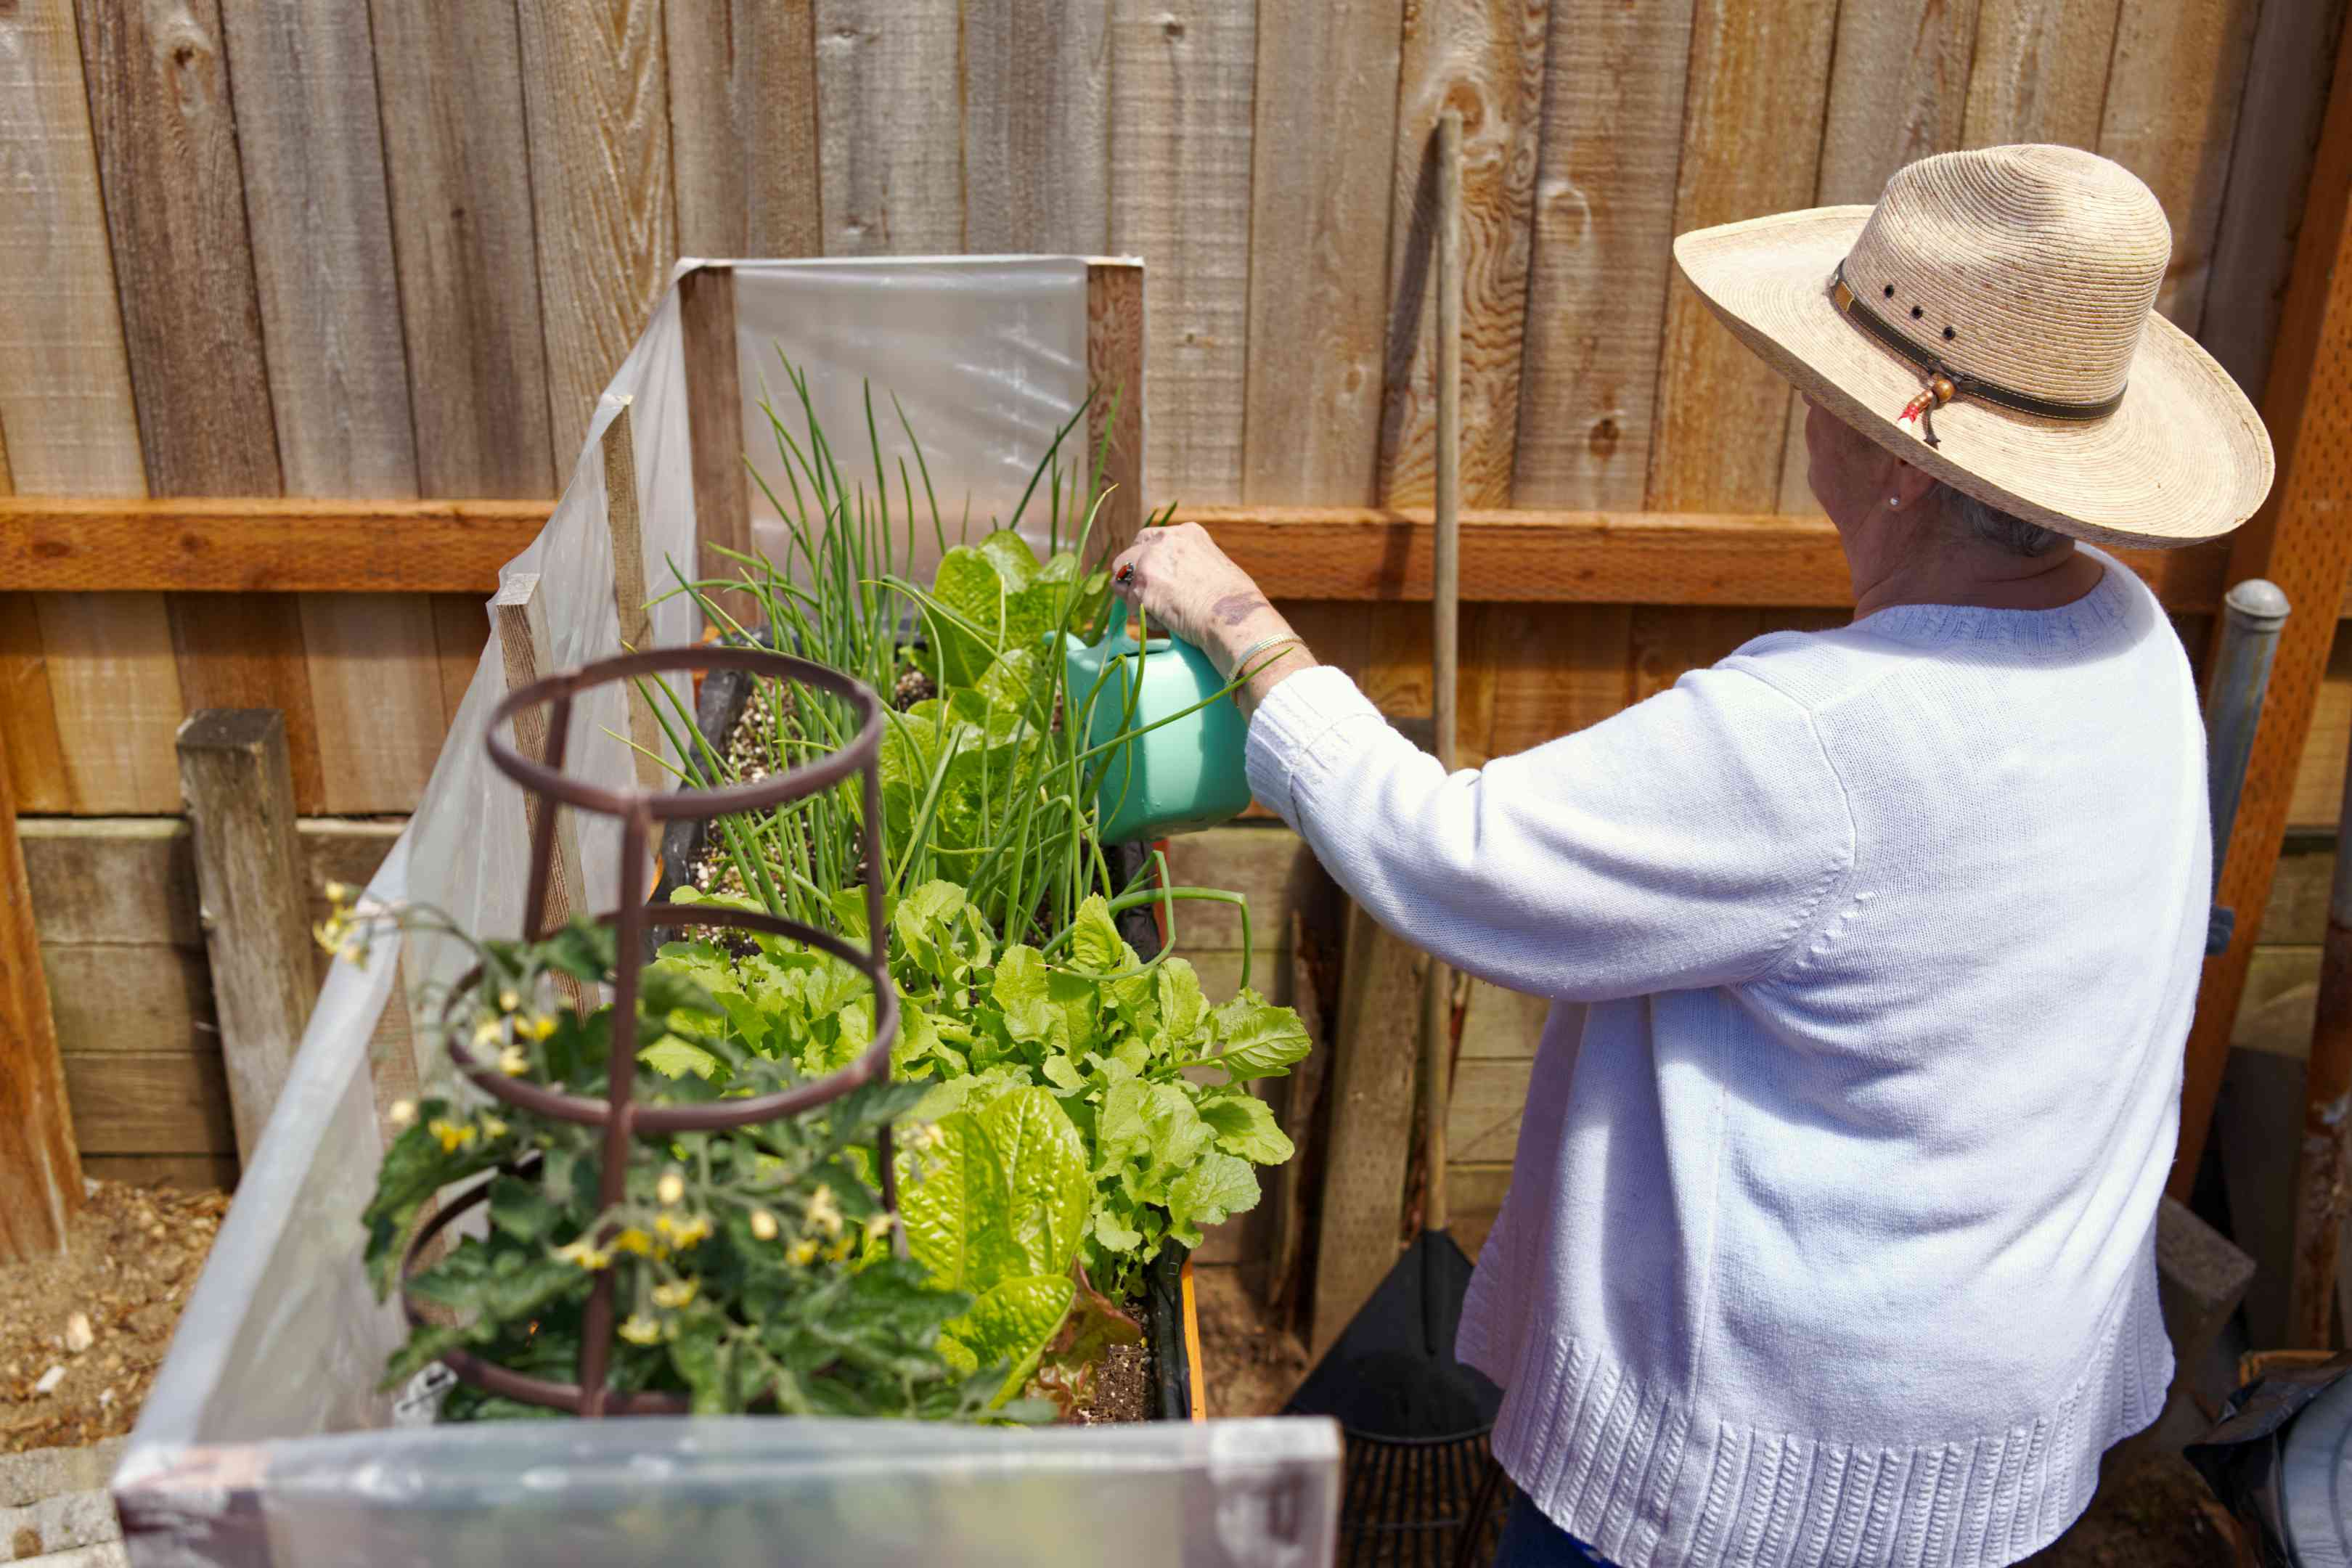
3, 0, 2346, 819
6, 0, 2352, 1219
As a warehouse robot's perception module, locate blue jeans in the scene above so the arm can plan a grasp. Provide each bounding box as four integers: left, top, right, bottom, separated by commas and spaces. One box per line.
1491, 1493, 1617, 1567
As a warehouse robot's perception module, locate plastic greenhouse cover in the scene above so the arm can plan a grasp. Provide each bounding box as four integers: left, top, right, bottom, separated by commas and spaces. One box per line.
118, 257, 1339, 1566
730, 256, 1103, 581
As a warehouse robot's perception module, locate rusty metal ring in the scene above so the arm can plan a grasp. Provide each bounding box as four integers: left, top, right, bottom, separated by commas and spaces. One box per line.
483, 645, 884, 822
436, 902, 901, 1132
400, 1169, 692, 1417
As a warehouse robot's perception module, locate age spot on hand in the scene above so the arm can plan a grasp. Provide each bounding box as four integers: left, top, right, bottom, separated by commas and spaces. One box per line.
1212, 592, 1269, 627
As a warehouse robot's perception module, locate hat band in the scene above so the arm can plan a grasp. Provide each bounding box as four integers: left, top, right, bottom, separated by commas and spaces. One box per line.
1832, 263, 2126, 433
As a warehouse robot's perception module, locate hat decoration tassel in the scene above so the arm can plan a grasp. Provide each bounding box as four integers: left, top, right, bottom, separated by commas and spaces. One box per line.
1898, 375, 1956, 448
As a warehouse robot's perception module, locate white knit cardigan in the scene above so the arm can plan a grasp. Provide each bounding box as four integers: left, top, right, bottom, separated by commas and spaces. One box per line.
1244, 549, 2201, 1568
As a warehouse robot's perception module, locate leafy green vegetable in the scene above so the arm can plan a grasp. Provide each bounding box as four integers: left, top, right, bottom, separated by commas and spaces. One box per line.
894, 1087, 1092, 1405
660, 883, 1314, 1299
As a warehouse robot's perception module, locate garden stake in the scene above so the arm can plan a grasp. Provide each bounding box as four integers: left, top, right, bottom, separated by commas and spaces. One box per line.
399, 643, 903, 1416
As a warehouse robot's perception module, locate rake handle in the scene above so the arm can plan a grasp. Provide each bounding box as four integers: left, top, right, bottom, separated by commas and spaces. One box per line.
1424, 108, 1464, 1236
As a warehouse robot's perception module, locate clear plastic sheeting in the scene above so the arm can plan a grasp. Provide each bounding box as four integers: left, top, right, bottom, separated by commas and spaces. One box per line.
121, 1418, 1338, 1568
731, 257, 1096, 582
119, 256, 1337, 1564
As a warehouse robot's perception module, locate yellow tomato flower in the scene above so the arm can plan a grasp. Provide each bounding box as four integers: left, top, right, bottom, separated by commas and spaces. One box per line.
748, 1209, 779, 1242
429, 1118, 476, 1153
787, 1238, 820, 1267
324, 881, 354, 907
312, 916, 346, 955
617, 1314, 663, 1346
610, 1227, 657, 1257
518, 1013, 558, 1042
497, 1045, 529, 1077
807, 1184, 843, 1238
655, 1212, 711, 1249
388, 1099, 417, 1131
471, 1018, 504, 1050
656, 1169, 686, 1208
553, 1238, 611, 1271
497, 989, 520, 1014
650, 1279, 698, 1310
863, 1212, 894, 1243
825, 1236, 854, 1262
479, 1115, 508, 1140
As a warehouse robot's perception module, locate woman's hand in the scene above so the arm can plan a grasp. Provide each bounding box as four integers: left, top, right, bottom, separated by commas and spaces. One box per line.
1106, 523, 1316, 711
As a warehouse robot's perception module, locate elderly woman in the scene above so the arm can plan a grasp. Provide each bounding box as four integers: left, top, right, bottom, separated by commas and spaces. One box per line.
1108, 145, 2274, 1568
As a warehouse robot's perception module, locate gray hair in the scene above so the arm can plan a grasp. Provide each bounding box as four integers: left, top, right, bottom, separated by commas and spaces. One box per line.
1940, 483, 2065, 558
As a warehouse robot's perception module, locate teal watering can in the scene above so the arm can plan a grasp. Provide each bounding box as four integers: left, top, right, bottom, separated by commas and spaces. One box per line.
1058, 600, 1252, 843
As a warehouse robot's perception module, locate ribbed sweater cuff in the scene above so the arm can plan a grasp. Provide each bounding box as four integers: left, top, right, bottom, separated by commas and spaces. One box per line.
1244, 665, 1386, 824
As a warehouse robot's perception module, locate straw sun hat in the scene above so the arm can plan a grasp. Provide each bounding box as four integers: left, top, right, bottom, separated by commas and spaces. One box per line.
1673, 144, 2274, 549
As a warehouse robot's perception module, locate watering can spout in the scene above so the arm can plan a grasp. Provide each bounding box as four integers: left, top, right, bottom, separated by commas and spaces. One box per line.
1055, 602, 1251, 844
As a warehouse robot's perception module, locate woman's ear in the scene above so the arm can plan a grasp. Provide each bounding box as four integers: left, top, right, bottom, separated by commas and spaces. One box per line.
1889, 460, 1939, 513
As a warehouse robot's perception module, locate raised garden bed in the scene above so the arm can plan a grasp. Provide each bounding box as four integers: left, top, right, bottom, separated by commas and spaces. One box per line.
113, 265, 1331, 1564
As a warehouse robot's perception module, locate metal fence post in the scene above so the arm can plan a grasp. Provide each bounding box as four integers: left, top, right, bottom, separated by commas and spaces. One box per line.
2204, 579, 2291, 953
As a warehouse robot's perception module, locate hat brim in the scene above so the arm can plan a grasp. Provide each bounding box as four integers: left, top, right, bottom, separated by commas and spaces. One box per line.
1673, 207, 2275, 549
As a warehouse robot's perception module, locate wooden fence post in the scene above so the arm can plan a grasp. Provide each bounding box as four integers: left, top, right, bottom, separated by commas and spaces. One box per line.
1086, 259, 1146, 564
1, 735, 82, 1260
1309, 901, 1426, 1357
176, 709, 315, 1160
494, 571, 589, 949
2173, 21, 2352, 1200
677, 262, 751, 631
600, 397, 666, 792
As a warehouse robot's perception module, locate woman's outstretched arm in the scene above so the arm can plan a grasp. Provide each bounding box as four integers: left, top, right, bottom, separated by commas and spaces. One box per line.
1106, 525, 1858, 1002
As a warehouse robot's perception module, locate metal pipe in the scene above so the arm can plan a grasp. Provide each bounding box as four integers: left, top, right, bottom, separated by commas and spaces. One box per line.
2205, 578, 2291, 894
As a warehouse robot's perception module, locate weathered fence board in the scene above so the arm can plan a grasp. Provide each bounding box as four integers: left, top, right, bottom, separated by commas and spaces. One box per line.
964, 0, 1111, 254
1511, 0, 1697, 511
1962, 0, 2123, 149
1647, 0, 1840, 513
0, 0, 145, 498
1242, 0, 1408, 505
2099, 0, 2266, 334
369, 0, 558, 499
515, 0, 679, 465
1378, 0, 1549, 510
666, 0, 824, 259
811, 0, 960, 255
1108, 0, 1256, 505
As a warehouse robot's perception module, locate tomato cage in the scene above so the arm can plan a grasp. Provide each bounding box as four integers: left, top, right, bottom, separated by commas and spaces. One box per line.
401, 642, 902, 1417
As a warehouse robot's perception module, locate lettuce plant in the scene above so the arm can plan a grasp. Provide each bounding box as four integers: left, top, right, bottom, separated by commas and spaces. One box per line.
892, 1085, 1108, 1406
657, 881, 1312, 1299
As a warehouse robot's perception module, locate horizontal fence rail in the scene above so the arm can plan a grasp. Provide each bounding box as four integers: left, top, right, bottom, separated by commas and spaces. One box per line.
0, 497, 2273, 613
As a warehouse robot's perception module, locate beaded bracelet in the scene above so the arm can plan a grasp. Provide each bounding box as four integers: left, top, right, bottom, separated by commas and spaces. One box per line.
1228, 633, 1302, 678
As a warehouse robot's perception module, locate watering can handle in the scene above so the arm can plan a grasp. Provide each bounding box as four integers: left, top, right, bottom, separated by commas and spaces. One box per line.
1101, 595, 1176, 654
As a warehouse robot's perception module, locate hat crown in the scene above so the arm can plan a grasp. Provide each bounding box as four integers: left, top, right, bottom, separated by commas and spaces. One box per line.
1842, 144, 2170, 406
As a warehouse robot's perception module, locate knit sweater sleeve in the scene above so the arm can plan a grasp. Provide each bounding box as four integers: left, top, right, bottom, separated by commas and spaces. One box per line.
1244, 663, 1854, 1000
